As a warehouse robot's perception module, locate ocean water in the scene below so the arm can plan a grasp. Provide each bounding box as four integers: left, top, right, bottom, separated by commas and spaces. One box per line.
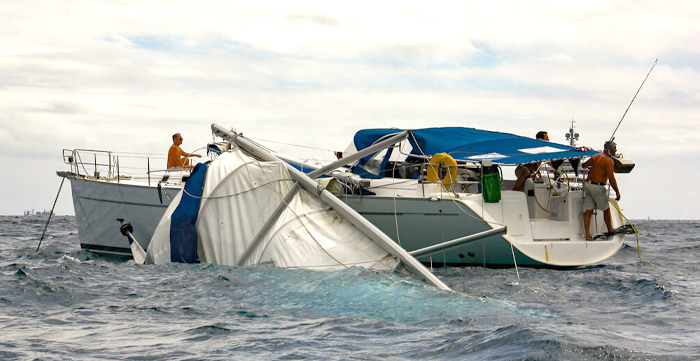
1, 216, 698, 360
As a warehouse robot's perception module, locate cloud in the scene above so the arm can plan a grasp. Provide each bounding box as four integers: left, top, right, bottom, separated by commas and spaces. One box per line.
1, 0, 699, 218
284, 13, 342, 28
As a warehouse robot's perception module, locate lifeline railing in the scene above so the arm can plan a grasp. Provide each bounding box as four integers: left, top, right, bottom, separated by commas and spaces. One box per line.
396, 160, 590, 200
62, 148, 170, 186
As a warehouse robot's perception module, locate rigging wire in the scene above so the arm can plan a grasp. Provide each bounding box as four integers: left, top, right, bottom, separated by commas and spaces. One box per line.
249, 137, 337, 153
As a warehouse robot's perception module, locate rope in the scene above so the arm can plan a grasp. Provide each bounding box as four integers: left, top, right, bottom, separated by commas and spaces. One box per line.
276, 255, 395, 269
241, 158, 349, 268
180, 171, 292, 200
390, 159, 402, 246
510, 242, 521, 281
243, 158, 284, 256
609, 200, 641, 261
74, 152, 93, 178
609, 200, 682, 274
36, 178, 65, 252
364, 179, 416, 189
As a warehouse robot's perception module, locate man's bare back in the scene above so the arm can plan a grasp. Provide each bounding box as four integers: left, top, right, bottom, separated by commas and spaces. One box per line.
584, 153, 614, 184
582, 142, 620, 201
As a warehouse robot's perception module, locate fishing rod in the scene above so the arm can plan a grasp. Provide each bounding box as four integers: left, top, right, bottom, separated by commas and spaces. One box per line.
609, 58, 658, 142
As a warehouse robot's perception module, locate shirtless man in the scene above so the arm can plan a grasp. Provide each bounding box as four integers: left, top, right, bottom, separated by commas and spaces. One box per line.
167, 133, 201, 169
582, 140, 621, 240
513, 131, 550, 191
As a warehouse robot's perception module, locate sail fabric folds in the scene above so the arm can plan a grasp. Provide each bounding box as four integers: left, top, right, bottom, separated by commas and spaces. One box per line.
146, 149, 395, 271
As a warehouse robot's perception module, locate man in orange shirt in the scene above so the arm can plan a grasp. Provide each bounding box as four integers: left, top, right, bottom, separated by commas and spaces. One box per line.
167, 133, 201, 169
582, 140, 621, 240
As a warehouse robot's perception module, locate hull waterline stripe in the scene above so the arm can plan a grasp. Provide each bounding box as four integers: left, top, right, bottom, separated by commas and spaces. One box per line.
81, 243, 134, 256
77, 196, 170, 208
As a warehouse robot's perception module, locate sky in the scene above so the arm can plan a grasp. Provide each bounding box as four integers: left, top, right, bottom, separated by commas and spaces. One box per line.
1, 0, 698, 219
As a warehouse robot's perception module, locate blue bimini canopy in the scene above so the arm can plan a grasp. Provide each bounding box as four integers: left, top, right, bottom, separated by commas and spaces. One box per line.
351, 127, 599, 177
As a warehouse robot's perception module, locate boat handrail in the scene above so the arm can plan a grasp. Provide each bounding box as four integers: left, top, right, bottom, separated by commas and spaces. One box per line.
413, 161, 480, 195
390, 160, 588, 196
62, 148, 176, 185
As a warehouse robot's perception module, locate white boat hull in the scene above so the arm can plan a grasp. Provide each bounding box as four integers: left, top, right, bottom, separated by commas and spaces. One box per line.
342, 189, 625, 267
65, 174, 624, 267
67, 176, 177, 257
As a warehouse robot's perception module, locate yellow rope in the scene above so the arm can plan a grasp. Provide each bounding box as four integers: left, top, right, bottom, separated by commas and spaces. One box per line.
609, 200, 641, 261
610, 200, 683, 274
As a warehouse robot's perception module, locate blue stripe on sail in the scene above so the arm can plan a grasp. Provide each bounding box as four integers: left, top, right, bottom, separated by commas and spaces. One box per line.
169, 162, 209, 263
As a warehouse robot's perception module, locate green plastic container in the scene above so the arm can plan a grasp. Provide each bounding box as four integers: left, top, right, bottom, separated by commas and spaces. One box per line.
481, 166, 501, 203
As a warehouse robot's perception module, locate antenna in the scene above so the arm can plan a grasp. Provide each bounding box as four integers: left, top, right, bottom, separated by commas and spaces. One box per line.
565, 119, 579, 147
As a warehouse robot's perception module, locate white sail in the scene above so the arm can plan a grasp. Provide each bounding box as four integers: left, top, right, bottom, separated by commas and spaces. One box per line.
146, 149, 395, 271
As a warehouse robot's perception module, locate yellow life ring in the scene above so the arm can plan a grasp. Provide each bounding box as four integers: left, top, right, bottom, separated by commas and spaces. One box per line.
426, 153, 458, 190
